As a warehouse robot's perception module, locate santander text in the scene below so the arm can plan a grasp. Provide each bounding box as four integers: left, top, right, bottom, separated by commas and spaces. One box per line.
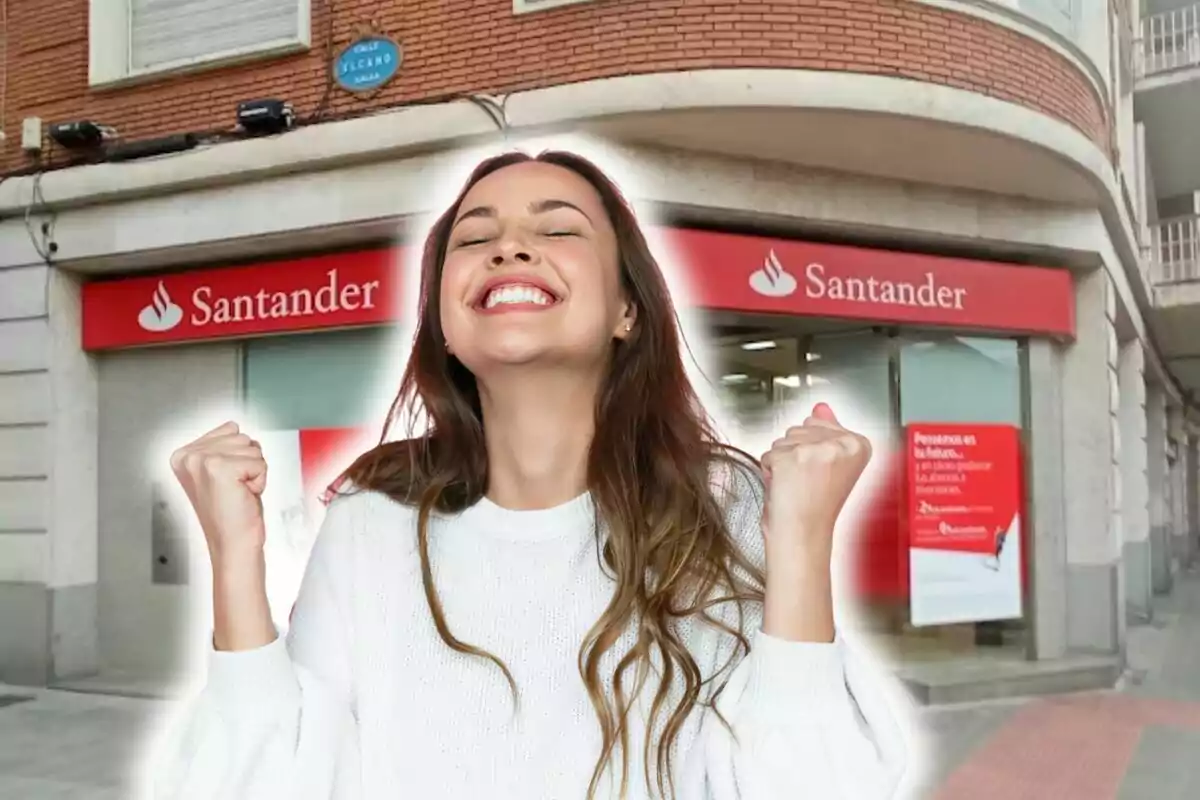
191, 269, 380, 326
805, 262, 967, 310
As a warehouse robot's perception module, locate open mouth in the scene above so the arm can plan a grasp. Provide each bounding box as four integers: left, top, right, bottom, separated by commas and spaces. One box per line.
477, 283, 559, 311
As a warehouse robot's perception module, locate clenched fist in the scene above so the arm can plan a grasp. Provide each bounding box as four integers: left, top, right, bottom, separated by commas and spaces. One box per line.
170, 421, 269, 562
760, 403, 872, 554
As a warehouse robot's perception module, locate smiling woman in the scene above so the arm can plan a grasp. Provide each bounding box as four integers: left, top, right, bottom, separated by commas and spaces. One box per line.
436, 161, 635, 375
152, 149, 910, 800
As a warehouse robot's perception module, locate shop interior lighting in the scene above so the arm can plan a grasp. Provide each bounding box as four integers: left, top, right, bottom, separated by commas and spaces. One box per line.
741, 340, 777, 351
721, 373, 750, 384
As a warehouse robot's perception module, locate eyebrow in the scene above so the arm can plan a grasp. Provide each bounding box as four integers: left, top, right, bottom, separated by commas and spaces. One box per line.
452, 198, 593, 228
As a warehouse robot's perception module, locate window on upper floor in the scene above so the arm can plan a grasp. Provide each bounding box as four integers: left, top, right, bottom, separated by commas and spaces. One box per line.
513, 0, 599, 13
89, 0, 311, 87
1018, 0, 1081, 38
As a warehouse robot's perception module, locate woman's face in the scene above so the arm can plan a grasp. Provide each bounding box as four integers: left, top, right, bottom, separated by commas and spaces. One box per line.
439, 161, 634, 374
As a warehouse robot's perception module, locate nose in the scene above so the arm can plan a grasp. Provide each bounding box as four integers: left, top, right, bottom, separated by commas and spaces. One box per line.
488, 230, 539, 268
490, 250, 534, 267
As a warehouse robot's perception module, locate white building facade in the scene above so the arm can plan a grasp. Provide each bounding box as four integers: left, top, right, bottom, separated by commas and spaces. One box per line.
0, 0, 1195, 702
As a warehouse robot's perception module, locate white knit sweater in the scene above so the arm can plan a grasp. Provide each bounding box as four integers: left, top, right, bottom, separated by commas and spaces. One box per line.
152, 465, 908, 799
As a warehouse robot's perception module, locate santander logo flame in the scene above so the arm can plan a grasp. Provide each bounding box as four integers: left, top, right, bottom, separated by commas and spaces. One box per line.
748, 249, 798, 297
137, 281, 185, 333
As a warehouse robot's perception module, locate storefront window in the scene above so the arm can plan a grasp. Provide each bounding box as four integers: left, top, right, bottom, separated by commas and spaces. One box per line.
251, 324, 1030, 666
899, 335, 1021, 426
892, 334, 1026, 661
243, 328, 393, 429
242, 328, 396, 629
715, 325, 1029, 664
714, 334, 803, 428
806, 330, 893, 431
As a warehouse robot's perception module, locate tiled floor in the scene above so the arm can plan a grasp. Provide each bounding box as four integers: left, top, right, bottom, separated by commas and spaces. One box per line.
932, 693, 1200, 799
0, 686, 168, 799
927, 565, 1200, 800
4, 567, 1200, 799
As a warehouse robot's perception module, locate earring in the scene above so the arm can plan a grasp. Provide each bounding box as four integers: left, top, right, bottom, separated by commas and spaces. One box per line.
624, 323, 632, 333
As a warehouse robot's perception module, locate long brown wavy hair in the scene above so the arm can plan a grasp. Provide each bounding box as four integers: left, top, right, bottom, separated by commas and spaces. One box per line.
339, 150, 765, 799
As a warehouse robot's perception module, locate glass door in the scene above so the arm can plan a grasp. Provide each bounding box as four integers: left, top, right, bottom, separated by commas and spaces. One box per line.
803, 330, 904, 640
713, 332, 805, 431
803, 329, 895, 434
895, 331, 1026, 660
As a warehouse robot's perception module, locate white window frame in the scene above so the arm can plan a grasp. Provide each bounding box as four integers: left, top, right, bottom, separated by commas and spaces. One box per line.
513, 0, 598, 14
89, 0, 312, 88
1017, 0, 1081, 39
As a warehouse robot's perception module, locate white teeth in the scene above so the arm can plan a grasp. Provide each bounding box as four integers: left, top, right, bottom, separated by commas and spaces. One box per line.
483, 285, 553, 309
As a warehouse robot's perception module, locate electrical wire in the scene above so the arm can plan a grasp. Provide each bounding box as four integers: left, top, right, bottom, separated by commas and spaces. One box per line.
0, 0, 506, 179
466, 94, 509, 132
0, 89, 511, 184
22, 171, 56, 264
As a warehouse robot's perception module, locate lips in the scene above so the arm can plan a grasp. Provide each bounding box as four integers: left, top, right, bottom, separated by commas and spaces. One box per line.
472, 276, 561, 311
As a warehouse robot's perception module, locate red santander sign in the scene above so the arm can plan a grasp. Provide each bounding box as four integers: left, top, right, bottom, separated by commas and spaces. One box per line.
81, 228, 1074, 351
83, 249, 400, 350
661, 229, 1074, 337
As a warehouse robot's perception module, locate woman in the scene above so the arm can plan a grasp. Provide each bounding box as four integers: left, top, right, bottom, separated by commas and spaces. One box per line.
155, 150, 909, 799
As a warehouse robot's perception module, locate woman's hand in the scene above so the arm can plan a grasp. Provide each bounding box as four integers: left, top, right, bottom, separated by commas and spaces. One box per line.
760, 402, 872, 556
170, 421, 269, 563
170, 421, 276, 651
759, 403, 872, 642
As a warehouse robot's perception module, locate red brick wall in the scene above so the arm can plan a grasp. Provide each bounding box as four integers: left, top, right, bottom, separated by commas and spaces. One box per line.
0, 0, 1107, 173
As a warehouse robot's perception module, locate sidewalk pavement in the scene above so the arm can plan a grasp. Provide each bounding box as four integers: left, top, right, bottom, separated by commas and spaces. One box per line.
919, 563, 1200, 799
3, 567, 1200, 799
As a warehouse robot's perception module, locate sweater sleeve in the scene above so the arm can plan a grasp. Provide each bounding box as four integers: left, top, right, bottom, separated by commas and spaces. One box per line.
150, 494, 363, 800
699, 631, 909, 799
693, 457, 911, 799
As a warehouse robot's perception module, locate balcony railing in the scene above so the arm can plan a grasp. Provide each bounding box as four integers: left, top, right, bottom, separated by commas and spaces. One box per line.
1139, 4, 1200, 77
1151, 216, 1200, 284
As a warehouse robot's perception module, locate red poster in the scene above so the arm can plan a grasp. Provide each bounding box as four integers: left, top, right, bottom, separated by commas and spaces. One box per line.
906, 423, 1024, 626
81, 229, 1075, 351
907, 423, 1021, 554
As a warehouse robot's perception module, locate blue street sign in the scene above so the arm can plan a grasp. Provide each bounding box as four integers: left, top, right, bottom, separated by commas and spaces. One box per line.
335, 36, 402, 93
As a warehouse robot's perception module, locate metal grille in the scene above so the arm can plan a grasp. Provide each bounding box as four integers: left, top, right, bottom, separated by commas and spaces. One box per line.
130, 0, 302, 72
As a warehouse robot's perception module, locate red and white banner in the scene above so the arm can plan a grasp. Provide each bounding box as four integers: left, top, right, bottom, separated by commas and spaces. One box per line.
906, 423, 1024, 626
82, 249, 400, 350
662, 229, 1074, 337
81, 229, 1075, 350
